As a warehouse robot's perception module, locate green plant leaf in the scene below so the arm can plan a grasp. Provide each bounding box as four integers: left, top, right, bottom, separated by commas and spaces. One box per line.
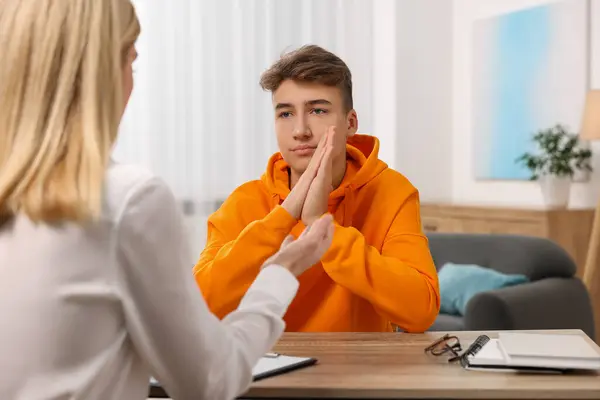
515, 123, 593, 178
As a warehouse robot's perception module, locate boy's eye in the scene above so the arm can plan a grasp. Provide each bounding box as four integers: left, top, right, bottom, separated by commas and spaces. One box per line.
311, 108, 327, 115
278, 111, 292, 118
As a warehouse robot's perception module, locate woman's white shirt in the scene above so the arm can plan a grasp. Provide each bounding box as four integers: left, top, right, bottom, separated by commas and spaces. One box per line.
0, 162, 299, 400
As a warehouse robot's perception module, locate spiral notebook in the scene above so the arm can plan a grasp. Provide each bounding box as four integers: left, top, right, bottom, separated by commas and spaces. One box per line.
460, 333, 600, 373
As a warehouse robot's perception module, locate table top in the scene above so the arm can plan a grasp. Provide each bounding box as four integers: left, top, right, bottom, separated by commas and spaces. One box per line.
244, 330, 600, 399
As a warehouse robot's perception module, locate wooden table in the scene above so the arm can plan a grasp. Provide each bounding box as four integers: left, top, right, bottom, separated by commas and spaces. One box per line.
242, 330, 600, 399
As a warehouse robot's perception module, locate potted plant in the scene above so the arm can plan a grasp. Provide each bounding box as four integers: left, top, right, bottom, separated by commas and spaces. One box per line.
516, 124, 593, 208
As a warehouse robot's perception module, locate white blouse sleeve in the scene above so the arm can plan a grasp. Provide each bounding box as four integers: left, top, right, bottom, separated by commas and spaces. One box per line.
114, 176, 299, 400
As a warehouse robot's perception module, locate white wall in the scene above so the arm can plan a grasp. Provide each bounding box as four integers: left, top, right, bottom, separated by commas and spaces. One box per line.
452, 0, 600, 208
395, 0, 454, 202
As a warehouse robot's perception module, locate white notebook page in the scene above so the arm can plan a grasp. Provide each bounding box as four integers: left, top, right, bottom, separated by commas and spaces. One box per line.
498, 332, 600, 360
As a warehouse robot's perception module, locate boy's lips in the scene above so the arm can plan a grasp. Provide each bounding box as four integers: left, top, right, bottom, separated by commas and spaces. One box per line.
291, 145, 317, 156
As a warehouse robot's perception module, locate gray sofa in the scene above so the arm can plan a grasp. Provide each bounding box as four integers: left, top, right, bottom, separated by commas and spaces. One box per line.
426, 233, 595, 339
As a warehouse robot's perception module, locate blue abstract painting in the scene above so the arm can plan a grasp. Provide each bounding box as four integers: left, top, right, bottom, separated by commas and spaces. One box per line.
473, 0, 588, 180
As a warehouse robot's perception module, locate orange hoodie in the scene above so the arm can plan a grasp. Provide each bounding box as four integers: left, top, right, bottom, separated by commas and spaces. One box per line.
194, 134, 440, 332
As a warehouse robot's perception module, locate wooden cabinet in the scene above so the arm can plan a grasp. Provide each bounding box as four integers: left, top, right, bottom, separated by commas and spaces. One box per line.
420, 203, 595, 277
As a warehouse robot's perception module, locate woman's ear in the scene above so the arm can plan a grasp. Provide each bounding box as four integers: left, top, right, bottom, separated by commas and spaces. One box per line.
346, 110, 358, 137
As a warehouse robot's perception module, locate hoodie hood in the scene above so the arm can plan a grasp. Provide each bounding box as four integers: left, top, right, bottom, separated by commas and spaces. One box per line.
260, 134, 388, 227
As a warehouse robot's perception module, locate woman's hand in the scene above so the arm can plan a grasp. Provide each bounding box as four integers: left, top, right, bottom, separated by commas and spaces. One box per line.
262, 213, 335, 277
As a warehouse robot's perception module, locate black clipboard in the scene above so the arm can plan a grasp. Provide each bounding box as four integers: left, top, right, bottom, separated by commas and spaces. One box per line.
148, 381, 169, 399
253, 353, 318, 381
148, 354, 317, 398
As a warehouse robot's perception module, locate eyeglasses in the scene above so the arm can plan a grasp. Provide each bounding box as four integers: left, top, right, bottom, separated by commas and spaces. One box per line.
424, 333, 463, 362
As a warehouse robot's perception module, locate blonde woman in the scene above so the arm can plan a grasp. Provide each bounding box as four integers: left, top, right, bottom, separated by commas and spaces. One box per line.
0, 1, 335, 399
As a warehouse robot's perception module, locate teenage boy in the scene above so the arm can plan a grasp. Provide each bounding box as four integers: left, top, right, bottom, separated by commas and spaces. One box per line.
193, 45, 440, 332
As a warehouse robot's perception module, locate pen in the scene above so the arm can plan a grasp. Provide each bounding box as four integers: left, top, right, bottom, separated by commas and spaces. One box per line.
264, 352, 280, 358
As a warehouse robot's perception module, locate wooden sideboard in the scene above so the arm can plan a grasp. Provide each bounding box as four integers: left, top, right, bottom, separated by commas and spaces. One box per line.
420, 203, 595, 277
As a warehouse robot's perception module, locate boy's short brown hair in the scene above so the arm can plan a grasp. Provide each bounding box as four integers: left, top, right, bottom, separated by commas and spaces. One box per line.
260, 45, 353, 112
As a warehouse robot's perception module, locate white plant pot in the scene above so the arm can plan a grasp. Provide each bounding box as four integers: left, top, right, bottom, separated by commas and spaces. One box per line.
538, 175, 571, 209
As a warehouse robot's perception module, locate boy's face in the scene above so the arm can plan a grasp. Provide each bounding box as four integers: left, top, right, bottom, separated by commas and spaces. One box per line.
272, 80, 358, 176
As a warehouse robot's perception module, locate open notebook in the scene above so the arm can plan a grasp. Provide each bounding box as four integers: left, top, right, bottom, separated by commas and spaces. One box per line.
149, 353, 316, 397
462, 332, 600, 372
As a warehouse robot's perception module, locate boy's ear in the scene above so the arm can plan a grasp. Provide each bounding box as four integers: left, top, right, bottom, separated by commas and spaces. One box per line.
346, 110, 358, 137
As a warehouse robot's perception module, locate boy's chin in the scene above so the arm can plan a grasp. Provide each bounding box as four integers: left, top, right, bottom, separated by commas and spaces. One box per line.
283, 154, 310, 172
286, 163, 310, 179
291, 159, 311, 174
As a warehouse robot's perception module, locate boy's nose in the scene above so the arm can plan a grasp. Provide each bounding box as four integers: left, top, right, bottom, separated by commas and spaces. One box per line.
293, 119, 312, 140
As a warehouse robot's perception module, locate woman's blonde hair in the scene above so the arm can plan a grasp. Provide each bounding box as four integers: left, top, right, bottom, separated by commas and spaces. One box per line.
0, 0, 140, 224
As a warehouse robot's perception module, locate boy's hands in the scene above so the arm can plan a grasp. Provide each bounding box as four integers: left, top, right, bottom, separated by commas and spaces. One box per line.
281, 133, 328, 219
301, 127, 335, 226
281, 126, 336, 227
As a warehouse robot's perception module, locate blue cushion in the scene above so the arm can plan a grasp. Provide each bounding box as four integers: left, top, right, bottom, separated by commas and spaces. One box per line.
438, 263, 529, 316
